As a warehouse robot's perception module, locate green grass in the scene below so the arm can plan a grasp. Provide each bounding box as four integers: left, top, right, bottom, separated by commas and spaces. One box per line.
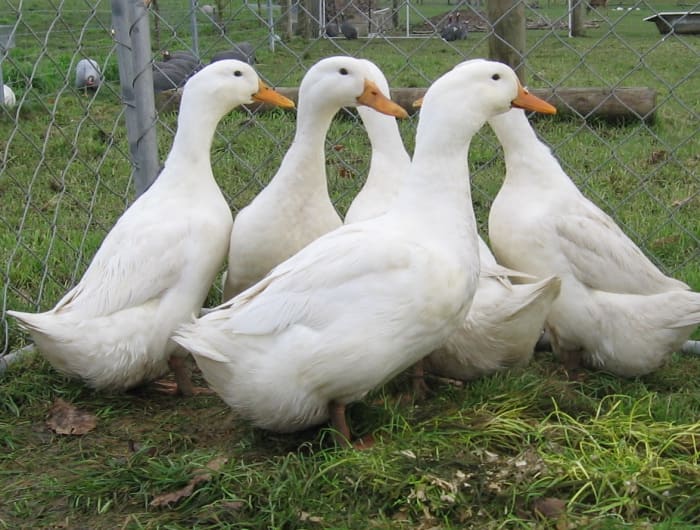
3, 352, 700, 528
1, 0, 699, 527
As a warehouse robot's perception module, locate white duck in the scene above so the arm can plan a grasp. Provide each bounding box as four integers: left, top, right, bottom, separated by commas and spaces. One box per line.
2, 84, 16, 108
345, 62, 560, 382
222, 56, 408, 300
8, 60, 294, 393
425, 238, 561, 380
343, 60, 411, 224
488, 108, 700, 377
172, 59, 556, 443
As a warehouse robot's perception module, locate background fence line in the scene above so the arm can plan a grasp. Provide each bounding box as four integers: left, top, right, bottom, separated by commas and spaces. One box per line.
1, 0, 698, 358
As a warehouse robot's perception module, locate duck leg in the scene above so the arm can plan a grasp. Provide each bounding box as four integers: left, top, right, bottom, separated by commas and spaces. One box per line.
329, 400, 351, 447
411, 359, 432, 400
169, 355, 194, 396
549, 326, 584, 378
150, 355, 213, 396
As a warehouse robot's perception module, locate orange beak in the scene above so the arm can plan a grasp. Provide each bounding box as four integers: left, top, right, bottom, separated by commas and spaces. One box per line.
252, 80, 296, 109
356, 79, 408, 118
511, 84, 557, 114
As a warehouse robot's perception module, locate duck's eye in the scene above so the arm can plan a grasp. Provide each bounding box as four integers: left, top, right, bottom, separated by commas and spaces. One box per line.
491, 73, 500, 81
339, 68, 348, 75
234, 70, 243, 77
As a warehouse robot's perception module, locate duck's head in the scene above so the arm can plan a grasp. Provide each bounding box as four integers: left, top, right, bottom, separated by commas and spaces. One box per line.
180, 59, 295, 114
416, 59, 556, 122
299, 56, 407, 118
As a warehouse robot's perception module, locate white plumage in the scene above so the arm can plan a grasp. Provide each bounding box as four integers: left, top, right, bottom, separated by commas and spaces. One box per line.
2, 84, 16, 107
344, 60, 411, 225
222, 56, 408, 301
488, 108, 700, 376
425, 238, 561, 380
8, 60, 294, 392
173, 59, 557, 442
346, 61, 560, 382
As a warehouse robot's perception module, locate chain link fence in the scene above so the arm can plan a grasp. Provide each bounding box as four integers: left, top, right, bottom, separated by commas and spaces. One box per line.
1, 0, 698, 359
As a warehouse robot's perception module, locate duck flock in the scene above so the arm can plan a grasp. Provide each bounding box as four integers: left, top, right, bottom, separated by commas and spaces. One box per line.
9, 56, 700, 445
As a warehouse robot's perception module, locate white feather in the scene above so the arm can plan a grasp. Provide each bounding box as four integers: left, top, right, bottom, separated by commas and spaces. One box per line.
223, 57, 406, 300
7, 61, 289, 390
488, 108, 700, 376
174, 59, 553, 433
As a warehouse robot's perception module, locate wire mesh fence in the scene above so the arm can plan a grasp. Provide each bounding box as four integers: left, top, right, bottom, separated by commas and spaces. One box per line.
1, 0, 698, 358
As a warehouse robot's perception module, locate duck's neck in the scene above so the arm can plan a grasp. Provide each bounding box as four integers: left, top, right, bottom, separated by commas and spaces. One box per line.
362, 108, 411, 189
165, 97, 221, 171
489, 109, 573, 190
269, 96, 338, 193
391, 106, 481, 245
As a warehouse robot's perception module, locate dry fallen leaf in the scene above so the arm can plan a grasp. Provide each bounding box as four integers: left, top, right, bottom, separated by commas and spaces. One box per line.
651, 234, 681, 248
221, 500, 245, 511
533, 496, 567, 519
647, 149, 668, 164
671, 196, 694, 208
150, 456, 228, 508
299, 511, 324, 524
353, 433, 375, 450
46, 398, 97, 435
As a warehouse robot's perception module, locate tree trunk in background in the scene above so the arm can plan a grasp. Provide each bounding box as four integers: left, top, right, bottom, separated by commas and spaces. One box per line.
569, 0, 586, 37
298, 0, 320, 38
284, 0, 294, 39
487, 0, 526, 84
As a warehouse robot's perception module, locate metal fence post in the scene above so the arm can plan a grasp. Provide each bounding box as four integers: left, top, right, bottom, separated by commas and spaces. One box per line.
111, 0, 160, 197
0, 24, 17, 107
190, 0, 200, 58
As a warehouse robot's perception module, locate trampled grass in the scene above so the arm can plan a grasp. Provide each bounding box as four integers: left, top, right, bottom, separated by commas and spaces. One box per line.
1, 0, 699, 527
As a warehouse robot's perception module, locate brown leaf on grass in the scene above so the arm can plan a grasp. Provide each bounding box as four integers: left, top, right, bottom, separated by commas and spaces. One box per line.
352, 433, 375, 450
299, 511, 324, 524
127, 439, 157, 457
46, 398, 97, 435
650, 234, 680, 248
671, 196, 694, 208
221, 500, 245, 511
647, 149, 668, 165
533, 496, 567, 519
150, 456, 228, 508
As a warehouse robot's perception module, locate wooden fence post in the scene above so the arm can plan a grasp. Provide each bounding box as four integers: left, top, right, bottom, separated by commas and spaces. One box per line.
488, 0, 526, 84
569, 0, 586, 37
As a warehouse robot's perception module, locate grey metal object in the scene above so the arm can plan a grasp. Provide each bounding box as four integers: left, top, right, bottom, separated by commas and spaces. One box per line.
189, 0, 200, 59
111, 0, 160, 197
0, 24, 16, 107
0, 345, 35, 375
682, 341, 700, 356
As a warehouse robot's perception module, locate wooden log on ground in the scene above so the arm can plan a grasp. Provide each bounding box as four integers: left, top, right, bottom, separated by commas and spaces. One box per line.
155, 86, 658, 122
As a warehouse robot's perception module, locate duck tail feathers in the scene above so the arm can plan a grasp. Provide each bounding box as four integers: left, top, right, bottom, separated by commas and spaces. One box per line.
172, 323, 229, 363
507, 275, 561, 319
6, 310, 51, 335
670, 291, 700, 328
